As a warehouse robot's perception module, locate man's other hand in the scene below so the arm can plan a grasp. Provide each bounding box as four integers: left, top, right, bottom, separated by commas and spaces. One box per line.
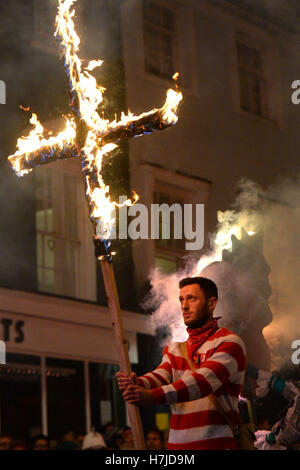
122, 384, 154, 405
116, 371, 137, 391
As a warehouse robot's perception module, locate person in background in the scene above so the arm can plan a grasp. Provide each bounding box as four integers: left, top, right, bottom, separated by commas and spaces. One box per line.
32, 434, 49, 450
104, 422, 115, 436
82, 429, 107, 450
56, 440, 79, 450
9, 440, 27, 450
146, 428, 164, 450
120, 427, 135, 450
247, 364, 300, 449
75, 431, 85, 450
104, 426, 123, 450
57, 429, 79, 450
62, 430, 76, 442
0, 435, 12, 450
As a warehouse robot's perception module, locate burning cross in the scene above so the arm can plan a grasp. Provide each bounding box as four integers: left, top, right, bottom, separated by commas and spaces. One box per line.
8, 0, 182, 248
7, 0, 182, 449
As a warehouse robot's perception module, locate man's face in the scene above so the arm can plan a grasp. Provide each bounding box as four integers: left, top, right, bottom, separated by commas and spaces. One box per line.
33, 438, 48, 450
146, 432, 163, 450
63, 432, 74, 442
179, 283, 216, 328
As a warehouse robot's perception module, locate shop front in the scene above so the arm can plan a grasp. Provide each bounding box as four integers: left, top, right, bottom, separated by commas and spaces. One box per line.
0, 287, 153, 441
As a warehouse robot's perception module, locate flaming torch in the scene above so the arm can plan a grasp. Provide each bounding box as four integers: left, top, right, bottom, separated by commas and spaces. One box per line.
8, 0, 183, 449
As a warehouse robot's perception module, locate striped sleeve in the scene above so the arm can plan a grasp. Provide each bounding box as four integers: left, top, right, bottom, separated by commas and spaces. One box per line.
137, 347, 172, 389
151, 336, 246, 404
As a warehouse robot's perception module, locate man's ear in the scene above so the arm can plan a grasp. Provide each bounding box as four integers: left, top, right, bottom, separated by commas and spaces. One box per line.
208, 297, 218, 311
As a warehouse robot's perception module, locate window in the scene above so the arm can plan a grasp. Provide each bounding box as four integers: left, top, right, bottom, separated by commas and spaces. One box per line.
35, 164, 96, 301
46, 357, 85, 441
236, 38, 265, 117
0, 353, 42, 439
143, 0, 176, 79
89, 363, 126, 430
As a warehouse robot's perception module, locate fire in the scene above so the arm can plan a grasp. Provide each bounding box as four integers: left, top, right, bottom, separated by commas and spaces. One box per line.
8, 114, 76, 177
8, 0, 183, 243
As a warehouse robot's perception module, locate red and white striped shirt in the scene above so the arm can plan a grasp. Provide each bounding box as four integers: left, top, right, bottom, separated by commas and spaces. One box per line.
138, 326, 246, 450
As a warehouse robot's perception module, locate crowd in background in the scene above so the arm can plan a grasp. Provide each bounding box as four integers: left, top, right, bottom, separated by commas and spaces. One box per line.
1, 364, 299, 451
0, 424, 168, 451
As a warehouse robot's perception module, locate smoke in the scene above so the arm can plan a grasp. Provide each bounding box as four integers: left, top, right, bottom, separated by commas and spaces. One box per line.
145, 176, 300, 371
261, 177, 300, 370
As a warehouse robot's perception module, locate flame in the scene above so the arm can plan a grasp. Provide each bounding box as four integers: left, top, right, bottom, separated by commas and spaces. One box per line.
85, 59, 104, 72
8, 114, 76, 177
8, 0, 183, 242
162, 89, 183, 124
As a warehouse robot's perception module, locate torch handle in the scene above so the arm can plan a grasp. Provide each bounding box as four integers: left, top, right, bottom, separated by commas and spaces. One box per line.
100, 259, 146, 450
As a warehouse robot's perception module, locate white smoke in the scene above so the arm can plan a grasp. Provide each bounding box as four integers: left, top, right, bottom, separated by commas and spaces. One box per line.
145, 176, 300, 371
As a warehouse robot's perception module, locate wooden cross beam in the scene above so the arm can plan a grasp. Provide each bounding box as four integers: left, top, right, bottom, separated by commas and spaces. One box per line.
7, 0, 182, 450
8, 100, 181, 176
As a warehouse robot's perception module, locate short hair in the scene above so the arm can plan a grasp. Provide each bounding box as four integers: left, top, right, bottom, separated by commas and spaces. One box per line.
31, 434, 49, 449
179, 276, 218, 300
146, 428, 163, 442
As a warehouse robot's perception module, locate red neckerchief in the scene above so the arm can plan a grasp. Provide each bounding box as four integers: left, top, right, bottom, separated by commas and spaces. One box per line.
186, 317, 221, 364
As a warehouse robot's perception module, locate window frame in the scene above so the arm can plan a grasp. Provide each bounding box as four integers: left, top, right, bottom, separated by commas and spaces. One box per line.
236, 34, 267, 118
230, 27, 283, 126
143, 0, 177, 80
35, 158, 97, 302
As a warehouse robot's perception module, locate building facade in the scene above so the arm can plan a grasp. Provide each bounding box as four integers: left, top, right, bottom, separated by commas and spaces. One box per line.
121, 0, 300, 289
0, 0, 299, 441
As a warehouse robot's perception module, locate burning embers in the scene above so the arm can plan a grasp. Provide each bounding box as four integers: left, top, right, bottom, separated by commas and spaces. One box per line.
8, 0, 183, 244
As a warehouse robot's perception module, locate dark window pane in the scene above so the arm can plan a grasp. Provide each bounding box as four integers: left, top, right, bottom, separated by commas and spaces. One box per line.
237, 43, 251, 67
144, 25, 160, 51
46, 358, 85, 441
144, 0, 161, 26
161, 33, 173, 57
89, 363, 125, 430
162, 7, 175, 31
252, 49, 262, 70
252, 73, 261, 95
239, 68, 251, 111
162, 57, 174, 79
144, 1, 175, 79
145, 52, 161, 76
0, 353, 41, 440
252, 94, 262, 115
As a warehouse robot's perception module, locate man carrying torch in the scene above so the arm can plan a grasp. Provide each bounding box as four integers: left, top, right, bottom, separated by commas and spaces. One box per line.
117, 277, 249, 450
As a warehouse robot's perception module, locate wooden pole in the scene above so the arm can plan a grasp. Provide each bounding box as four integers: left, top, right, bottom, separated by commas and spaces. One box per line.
100, 258, 146, 450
